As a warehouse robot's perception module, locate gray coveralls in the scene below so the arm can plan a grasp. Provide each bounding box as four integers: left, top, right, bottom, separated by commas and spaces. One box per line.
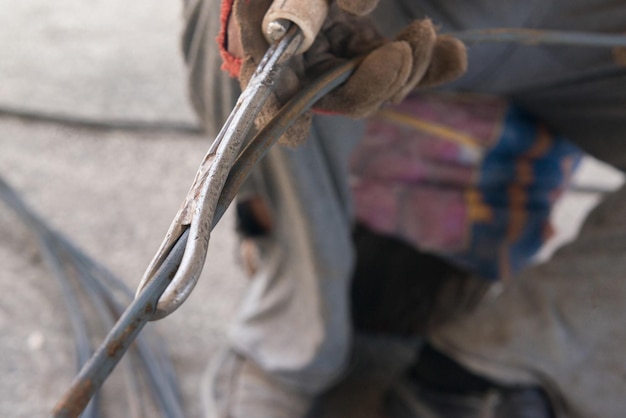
181, 0, 626, 416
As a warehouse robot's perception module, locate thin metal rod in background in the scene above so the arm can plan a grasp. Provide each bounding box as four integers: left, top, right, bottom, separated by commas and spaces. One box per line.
452, 28, 626, 48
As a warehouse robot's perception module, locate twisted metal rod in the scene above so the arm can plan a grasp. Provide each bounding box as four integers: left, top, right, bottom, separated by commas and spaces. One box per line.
48, 57, 356, 418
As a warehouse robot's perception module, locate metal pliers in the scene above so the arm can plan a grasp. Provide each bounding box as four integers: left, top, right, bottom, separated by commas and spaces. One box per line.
135, 0, 354, 319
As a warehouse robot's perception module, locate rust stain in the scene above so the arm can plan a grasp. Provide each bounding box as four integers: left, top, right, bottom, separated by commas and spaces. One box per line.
106, 322, 138, 357
52, 378, 94, 418
472, 28, 549, 45
144, 303, 154, 314
614, 46, 626, 67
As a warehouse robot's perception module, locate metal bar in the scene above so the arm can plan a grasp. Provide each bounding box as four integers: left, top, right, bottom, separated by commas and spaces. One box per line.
73, 256, 184, 417
70, 255, 136, 418
452, 28, 626, 48
51, 228, 188, 418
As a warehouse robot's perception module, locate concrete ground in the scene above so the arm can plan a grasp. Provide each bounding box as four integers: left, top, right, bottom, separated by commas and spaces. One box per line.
1, 1, 625, 418
1, 1, 245, 417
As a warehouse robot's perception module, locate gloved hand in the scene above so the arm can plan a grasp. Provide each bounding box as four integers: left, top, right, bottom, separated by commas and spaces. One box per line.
218, 0, 467, 145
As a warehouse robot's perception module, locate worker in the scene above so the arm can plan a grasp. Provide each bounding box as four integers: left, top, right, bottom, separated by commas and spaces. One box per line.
181, 0, 626, 416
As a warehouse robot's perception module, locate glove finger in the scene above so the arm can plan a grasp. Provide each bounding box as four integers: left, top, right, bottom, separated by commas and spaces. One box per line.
303, 1, 382, 69
315, 41, 413, 118
417, 35, 468, 88
336, 0, 381, 16
389, 19, 437, 103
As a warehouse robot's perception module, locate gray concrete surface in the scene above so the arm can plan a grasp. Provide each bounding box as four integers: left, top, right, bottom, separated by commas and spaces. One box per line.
0, 1, 245, 417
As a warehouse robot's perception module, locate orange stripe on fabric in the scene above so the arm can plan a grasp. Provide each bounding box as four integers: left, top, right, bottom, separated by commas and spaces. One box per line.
377, 109, 483, 150
514, 127, 554, 186
506, 127, 554, 244
466, 189, 493, 222
463, 189, 492, 251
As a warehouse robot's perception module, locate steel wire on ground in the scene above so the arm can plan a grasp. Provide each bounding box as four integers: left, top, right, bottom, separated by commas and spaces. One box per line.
0, 176, 184, 418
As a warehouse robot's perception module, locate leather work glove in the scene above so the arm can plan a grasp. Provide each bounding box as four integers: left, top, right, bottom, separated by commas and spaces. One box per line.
218, 0, 468, 145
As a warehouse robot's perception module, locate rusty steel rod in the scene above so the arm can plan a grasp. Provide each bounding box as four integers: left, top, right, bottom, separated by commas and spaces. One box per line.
50, 42, 356, 418
51, 228, 188, 418
0, 177, 184, 418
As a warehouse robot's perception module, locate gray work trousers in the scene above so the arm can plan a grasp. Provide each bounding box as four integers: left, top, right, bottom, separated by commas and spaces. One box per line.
181, 0, 626, 415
